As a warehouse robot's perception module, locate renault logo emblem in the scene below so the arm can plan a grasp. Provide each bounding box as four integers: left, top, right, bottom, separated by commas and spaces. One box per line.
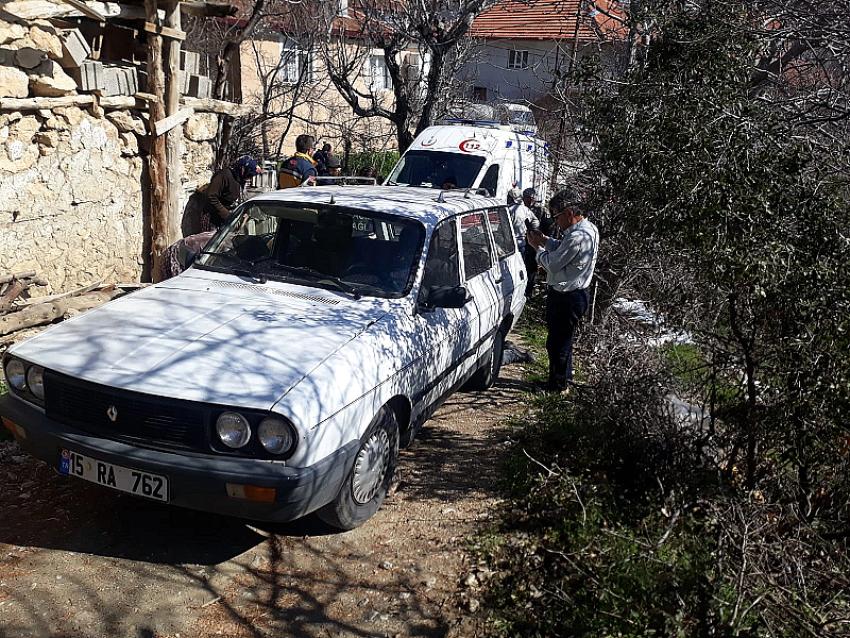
106, 405, 118, 422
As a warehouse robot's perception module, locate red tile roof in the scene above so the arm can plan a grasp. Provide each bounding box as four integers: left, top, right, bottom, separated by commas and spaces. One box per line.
470, 0, 627, 41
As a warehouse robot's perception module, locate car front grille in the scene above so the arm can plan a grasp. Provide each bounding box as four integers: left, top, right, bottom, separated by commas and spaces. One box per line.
44, 371, 209, 453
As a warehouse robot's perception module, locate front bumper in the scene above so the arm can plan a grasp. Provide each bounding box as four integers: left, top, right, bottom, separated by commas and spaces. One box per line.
0, 393, 356, 522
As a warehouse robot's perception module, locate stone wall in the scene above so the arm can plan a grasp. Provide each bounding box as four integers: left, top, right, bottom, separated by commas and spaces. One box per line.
0, 15, 222, 293
0, 107, 219, 294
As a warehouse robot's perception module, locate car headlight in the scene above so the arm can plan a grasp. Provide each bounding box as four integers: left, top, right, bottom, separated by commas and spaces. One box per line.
216, 412, 251, 449
25, 365, 45, 400
258, 417, 295, 455
4, 359, 26, 391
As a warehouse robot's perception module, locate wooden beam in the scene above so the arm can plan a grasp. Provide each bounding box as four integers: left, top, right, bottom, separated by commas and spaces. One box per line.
153, 106, 192, 136
2, 1, 154, 20
181, 96, 251, 117
0, 95, 95, 110
100, 95, 140, 109
145, 0, 169, 283
143, 21, 186, 42
164, 0, 183, 247
57, 0, 105, 20
134, 91, 161, 104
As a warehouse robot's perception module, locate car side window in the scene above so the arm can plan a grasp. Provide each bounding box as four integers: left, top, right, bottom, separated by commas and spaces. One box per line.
489, 207, 516, 259
420, 219, 460, 291
460, 212, 494, 280
478, 164, 499, 197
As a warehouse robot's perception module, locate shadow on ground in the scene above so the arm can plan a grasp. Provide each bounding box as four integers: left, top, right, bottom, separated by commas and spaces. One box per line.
0, 368, 531, 638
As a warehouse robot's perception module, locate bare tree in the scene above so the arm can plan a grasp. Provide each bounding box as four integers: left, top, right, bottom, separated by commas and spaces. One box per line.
317, 0, 498, 152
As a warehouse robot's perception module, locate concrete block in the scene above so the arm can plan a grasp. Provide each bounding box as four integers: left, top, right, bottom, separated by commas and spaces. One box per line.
187, 74, 210, 99
59, 28, 90, 68
96, 65, 122, 96
71, 60, 104, 91
180, 50, 199, 75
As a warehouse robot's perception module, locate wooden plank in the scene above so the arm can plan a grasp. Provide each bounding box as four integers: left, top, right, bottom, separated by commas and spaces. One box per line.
143, 21, 186, 42
153, 106, 192, 136
181, 96, 251, 117
18, 279, 104, 307
0, 290, 120, 337
99, 95, 137, 109
0, 95, 95, 110
0, 280, 27, 314
134, 91, 160, 103
57, 0, 105, 20
0, 271, 36, 285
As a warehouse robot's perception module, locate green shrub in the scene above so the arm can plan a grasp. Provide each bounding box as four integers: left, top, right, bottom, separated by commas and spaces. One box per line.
345, 150, 400, 181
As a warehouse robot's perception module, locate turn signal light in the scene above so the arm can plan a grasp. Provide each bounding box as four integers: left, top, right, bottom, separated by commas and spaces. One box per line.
225, 483, 276, 503
1, 417, 26, 440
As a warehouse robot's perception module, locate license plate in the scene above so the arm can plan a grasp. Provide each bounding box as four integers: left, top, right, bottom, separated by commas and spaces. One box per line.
58, 449, 169, 502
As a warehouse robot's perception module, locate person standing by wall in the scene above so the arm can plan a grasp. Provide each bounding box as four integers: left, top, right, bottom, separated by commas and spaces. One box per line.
526, 187, 600, 392
181, 156, 262, 236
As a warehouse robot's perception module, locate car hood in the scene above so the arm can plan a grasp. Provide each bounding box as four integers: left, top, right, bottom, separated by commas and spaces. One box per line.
9, 278, 388, 410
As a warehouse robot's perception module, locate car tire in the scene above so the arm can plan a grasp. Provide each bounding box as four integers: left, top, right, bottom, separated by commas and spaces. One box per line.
317, 407, 399, 531
465, 330, 505, 391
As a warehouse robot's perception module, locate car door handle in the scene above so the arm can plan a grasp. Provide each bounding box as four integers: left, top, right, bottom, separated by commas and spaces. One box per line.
519, 271, 525, 280
494, 277, 503, 284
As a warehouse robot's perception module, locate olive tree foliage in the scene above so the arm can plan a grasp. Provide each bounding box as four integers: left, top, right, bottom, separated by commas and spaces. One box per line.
316, 0, 497, 152
583, 0, 850, 519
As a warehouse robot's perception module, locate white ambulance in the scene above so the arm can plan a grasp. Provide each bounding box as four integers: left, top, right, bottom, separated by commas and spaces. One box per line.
385, 119, 552, 203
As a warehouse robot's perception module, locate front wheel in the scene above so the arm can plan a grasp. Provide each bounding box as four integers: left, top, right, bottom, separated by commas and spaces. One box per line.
317, 407, 399, 530
464, 330, 505, 391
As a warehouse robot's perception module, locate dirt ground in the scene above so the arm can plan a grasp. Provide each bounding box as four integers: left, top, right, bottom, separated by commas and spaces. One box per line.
0, 359, 533, 638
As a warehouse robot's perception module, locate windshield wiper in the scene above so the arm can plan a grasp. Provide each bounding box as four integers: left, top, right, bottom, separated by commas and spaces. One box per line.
196, 250, 267, 284
269, 264, 362, 299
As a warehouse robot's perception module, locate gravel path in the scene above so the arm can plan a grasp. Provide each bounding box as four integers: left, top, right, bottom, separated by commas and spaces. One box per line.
0, 359, 532, 638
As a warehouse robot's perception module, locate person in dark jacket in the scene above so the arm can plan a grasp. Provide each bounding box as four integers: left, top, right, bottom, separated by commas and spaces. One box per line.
181, 156, 262, 236
313, 142, 332, 176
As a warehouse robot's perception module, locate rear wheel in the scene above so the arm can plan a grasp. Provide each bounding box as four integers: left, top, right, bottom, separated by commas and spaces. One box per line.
465, 330, 505, 391
317, 407, 399, 530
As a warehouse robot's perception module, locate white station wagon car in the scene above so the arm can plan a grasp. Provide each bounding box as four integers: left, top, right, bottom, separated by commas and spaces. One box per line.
1, 186, 527, 529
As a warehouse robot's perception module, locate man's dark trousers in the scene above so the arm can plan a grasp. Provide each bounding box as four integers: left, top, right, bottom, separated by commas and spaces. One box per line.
545, 287, 589, 389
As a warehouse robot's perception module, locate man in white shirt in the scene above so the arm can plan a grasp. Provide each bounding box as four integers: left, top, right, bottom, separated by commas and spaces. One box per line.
527, 187, 600, 391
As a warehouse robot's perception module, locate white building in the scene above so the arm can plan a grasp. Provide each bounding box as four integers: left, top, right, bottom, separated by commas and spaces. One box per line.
465, 0, 627, 103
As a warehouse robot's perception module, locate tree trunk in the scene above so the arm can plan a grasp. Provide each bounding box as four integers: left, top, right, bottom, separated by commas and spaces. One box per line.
146, 0, 169, 283
164, 1, 182, 247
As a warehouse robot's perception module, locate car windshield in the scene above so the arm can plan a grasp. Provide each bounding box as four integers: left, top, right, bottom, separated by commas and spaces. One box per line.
386, 150, 486, 190
195, 202, 425, 298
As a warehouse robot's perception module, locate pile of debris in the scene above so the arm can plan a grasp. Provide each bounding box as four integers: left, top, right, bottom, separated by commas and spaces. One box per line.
0, 271, 128, 346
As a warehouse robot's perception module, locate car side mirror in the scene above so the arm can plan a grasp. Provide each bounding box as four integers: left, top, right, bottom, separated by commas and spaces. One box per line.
422, 285, 472, 309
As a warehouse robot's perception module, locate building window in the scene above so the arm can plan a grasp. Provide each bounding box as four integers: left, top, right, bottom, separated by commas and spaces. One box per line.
280, 38, 312, 84
507, 50, 529, 70
369, 54, 392, 91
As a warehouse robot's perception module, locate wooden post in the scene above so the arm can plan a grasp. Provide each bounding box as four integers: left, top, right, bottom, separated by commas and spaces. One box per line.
164, 1, 182, 247
145, 0, 168, 282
